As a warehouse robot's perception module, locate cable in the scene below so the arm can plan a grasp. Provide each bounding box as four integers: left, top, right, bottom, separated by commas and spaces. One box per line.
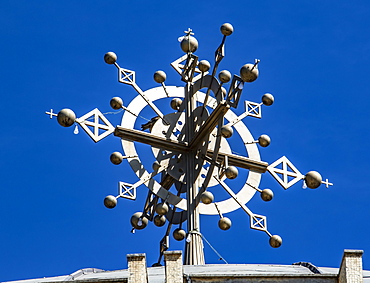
200, 233, 228, 264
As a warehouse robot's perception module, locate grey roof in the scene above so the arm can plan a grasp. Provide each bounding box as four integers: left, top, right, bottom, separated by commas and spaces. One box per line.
4, 264, 370, 283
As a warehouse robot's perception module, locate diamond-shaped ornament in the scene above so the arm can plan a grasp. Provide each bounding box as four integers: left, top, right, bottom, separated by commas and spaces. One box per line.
171, 54, 205, 82
245, 101, 262, 118
267, 156, 304, 189
118, 182, 136, 200
75, 108, 114, 143
250, 214, 267, 231
118, 68, 135, 85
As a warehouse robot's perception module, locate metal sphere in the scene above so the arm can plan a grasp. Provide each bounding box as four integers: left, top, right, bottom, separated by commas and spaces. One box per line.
173, 228, 186, 241
57, 109, 76, 127
180, 36, 198, 53
110, 151, 123, 165
269, 235, 282, 248
261, 189, 274, 202
304, 171, 322, 189
153, 70, 166, 84
155, 202, 169, 215
198, 60, 210, 72
104, 52, 117, 64
225, 166, 238, 179
170, 98, 182, 110
218, 70, 231, 83
200, 191, 214, 204
258, 134, 271, 147
262, 93, 274, 106
220, 23, 234, 36
218, 217, 232, 230
130, 212, 148, 230
110, 97, 123, 110
153, 215, 166, 227
240, 63, 259, 83
221, 125, 233, 138
104, 195, 117, 209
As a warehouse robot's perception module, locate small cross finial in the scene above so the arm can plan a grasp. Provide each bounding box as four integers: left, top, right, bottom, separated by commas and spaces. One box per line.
45, 109, 58, 119
322, 178, 333, 188
184, 28, 194, 36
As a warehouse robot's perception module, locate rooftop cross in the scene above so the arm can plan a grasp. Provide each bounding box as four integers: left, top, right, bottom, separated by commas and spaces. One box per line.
46, 23, 332, 266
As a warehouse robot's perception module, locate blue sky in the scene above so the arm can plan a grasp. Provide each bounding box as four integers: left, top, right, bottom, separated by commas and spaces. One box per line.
1, 1, 370, 281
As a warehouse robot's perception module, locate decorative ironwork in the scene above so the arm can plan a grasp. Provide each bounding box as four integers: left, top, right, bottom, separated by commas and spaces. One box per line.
46, 23, 333, 266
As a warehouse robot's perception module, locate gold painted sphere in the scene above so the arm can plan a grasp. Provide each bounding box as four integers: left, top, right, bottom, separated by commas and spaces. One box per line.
173, 228, 186, 241
201, 191, 214, 204
155, 202, 169, 215
269, 235, 282, 248
110, 97, 123, 110
218, 70, 231, 83
154, 70, 166, 84
225, 166, 238, 179
218, 217, 232, 230
104, 52, 117, 64
180, 36, 198, 53
153, 215, 166, 227
240, 63, 259, 82
221, 125, 233, 138
258, 134, 271, 147
104, 195, 117, 209
170, 98, 182, 110
198, 60, 211, 72
262, 93, 274, 106
57, 109, 76, 127
110, 151, 123, 165
130, 212, 148, 230
220, 23, 234, 36
261, 189, 274, 202
305, 171, 322, 189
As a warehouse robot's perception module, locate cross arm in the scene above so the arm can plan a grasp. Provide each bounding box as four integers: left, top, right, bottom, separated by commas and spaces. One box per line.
114, 126, 188, 152
206, 150, 268, 173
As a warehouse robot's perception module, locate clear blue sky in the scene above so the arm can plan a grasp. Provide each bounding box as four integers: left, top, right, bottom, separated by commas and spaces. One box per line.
1, 1, 370, 281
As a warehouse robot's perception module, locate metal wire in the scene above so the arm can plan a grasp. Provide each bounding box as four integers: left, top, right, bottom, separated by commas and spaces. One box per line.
200, 233, 228, 264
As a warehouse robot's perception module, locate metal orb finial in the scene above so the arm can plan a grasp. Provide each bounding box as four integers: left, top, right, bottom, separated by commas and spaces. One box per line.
221, 125, 233, 138
155, 202, 169, 215
240, 63, 259, 83
201, 191, 214, 204
198, 60, 211, 72
110, 97, 123, 110
218, 217, 232, 230
104, 52, 117, 64
110, 151, 123, 165
218, 70, 232, 83
262, 93, 274, 106
269, 235, 282, 248
220, 23, 234, 36
180, 36, 198, 53
225, 166, 238, 179
261, 189, 274, 202
258, 134, 271, 147
57, 109, 76, 127
153, 215, 166, 227
305, 171, 322, 189
170, 98, 182, 110
104, 195, 117, 209
154, 70, 166, 84
131, 212, 148, 230
173, 228, 186, 241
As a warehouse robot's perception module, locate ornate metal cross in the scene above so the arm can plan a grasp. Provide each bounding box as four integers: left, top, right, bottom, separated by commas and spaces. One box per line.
46, 23, 332, 266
